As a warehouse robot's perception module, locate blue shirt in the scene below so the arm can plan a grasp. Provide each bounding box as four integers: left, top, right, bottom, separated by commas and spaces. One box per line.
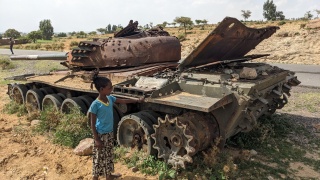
89, 95, 116, 134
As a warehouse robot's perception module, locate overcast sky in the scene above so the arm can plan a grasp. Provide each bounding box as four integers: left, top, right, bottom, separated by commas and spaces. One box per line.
0, 0, 319, 33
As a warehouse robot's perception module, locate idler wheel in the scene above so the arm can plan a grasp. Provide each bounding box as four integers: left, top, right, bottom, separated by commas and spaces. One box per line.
11, 84, 28, 104
42, 94, 63, 111
26, 89, 45, 113
61, 97, 87, 114
117, 111, 159, 156
152, 112, 219, 169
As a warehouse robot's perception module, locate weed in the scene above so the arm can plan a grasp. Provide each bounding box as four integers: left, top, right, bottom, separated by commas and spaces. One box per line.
70, 41, 79, 47
3, 101, 27, 116
53, 108, 91, 148
0, 55, 15, 70
34, 106, 62, 134
114, 147, 176, 179
177, 34, 186, 41
278, 21, 286, 26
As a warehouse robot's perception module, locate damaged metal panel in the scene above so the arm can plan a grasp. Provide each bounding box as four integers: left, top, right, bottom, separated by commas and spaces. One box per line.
179, 17, 279, 68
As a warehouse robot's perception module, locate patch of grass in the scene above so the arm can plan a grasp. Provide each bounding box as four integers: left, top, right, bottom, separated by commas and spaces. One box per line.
53, 108, 92, 148
34, 106, 62, 134
3, 101, 27, 117
293, 93, 320, 113
0, 55, 15, 70
114, 147, 176, 179
33, 106, 91, 148
226, 114, 320, 178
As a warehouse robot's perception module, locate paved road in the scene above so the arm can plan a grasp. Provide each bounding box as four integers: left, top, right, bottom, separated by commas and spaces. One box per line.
1, 49, 319, 88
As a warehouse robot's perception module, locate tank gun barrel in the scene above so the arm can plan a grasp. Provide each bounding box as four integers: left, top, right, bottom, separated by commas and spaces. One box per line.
10, 54, 68, 61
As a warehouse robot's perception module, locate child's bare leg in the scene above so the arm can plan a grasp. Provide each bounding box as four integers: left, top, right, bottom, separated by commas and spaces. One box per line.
93, 176, 98, 180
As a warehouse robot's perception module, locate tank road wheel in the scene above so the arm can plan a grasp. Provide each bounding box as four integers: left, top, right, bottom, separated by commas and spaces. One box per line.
42, 94, 63, 111
61, 97, 87, 114
26, 89, 45, 114
152, 112, 219, 169
78, 95, 94, 109
117, 111, 159, 156
39, 87, 55, 95
7, 83, 16, 99
11, 84, 28, 104
57, 93, 66, 100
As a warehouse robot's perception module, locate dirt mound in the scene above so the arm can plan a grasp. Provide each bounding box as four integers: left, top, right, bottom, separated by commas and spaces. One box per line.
306, 18, 320, 29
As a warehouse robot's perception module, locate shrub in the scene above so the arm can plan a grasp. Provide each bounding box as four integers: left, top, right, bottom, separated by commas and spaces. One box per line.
0, 55, 15, 69
53, 109, 91, 147
18, 36, 31, 44
177, 34, 186, 41
300, 24, 306, 29
277, 21, 286, 26
69, 41, 79, 47
3, 101, 27, 117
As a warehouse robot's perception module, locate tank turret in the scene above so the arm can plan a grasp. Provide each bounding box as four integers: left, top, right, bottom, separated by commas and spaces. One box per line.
10, 20, 181, 71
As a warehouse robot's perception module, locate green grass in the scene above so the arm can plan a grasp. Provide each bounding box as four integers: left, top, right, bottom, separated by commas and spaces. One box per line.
114, 147, 176, 179
3, 101, 27, 117
33, 106, 92, 148
0, 55, 15, 70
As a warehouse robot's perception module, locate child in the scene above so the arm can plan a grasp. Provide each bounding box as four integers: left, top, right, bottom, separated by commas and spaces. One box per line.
89, 76, 143, 180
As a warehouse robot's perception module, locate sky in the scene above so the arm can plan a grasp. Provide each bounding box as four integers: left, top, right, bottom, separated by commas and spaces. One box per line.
0, 0, 319, 33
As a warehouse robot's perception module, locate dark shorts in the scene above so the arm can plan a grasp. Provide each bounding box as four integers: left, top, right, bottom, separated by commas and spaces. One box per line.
92, 132, 114, 177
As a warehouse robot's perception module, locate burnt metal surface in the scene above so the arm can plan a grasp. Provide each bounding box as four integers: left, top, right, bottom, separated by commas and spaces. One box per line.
179, 17, 279, 69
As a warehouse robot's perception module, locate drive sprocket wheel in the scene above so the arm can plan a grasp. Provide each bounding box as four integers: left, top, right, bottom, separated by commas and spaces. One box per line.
152, 115, 194, 169
152, 112, 219, 169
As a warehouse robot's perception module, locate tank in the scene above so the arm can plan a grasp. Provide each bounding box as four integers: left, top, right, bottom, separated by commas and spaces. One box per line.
6, 17, 300, 169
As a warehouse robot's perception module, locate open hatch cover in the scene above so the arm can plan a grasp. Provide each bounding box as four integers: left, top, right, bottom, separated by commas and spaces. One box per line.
178, 17, 279, 69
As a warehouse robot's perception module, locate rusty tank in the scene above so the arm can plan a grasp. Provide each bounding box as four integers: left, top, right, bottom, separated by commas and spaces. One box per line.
6, 17, 300, 169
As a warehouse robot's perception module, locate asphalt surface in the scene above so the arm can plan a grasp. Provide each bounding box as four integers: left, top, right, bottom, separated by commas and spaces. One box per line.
0, 49, 319, 88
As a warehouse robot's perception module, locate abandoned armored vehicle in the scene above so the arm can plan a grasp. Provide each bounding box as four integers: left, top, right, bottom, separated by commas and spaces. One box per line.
7, 17, 300, 168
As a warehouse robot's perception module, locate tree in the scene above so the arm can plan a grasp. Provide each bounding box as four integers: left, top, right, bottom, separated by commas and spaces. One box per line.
304, 11, 313, 20
56, 32, 67, 37
96, 28, 106, 34
112, 25, 117, 32
39, 19, 54, 40
28, 30, 42, 43
88, 31, 97, 35
3, 28, 21, 39
107, 24, 112, 33
162, 21, 168, 28
174, 16, 193, 35
69, 31, 76, 36
241, 10, 252, 21
315, 9, 320, 18
195, 19, 202, 25
263, 0, 285, 20
276, 11, 285, 20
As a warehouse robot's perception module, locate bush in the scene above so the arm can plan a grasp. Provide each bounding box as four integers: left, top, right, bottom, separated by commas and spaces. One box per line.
177, 34, 186, 41
53, 109, 91, 147
300, 24, 306, 29
69, 41, 79, 47
0, 55, 15, 69
34, 107, 91, 148
18, 36, 31, 44
3, 101, 27, 116
277, 21, 286, 26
